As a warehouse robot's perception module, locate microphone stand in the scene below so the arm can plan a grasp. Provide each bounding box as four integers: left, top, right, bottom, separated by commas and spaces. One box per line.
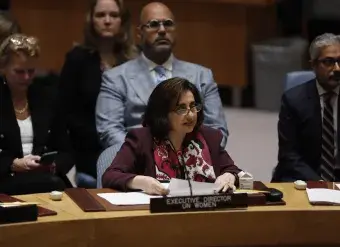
179, 152, 193, 196
168, 139, 193, 196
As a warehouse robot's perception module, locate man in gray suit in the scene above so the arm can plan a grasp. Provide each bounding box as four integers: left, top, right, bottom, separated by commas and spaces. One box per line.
95, 2, 228, 187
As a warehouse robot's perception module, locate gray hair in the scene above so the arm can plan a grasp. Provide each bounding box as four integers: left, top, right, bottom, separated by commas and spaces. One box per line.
309, 33, 340, 61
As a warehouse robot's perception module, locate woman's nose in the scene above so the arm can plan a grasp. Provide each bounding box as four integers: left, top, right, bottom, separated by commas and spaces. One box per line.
186, 109, 194, 117
104, 15, 112, 24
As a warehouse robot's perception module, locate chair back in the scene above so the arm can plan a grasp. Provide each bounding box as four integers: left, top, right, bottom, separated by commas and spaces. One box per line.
285, 71, 315, 91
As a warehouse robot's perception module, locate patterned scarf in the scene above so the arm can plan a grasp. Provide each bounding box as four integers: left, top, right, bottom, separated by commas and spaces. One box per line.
153, 132, 216, 182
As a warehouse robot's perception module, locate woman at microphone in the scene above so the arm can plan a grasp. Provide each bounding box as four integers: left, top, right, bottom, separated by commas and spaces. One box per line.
102, 77, 243, 195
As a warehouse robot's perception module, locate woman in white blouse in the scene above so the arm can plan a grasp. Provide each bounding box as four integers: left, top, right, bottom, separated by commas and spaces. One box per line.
0, 34, 74, 195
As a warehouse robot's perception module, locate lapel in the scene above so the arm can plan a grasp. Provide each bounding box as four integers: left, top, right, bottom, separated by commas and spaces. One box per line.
306, 79, 322, 154
127, 56, 155, 105
172, 58, 194, 82
0, 83, 23, 156
127, 56, 196, 105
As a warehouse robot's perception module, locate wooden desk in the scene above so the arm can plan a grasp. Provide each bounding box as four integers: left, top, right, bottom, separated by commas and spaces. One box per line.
1, 183, 340, 247
11, 0, 277, 89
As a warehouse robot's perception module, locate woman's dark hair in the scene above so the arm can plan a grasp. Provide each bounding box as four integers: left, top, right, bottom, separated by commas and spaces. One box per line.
143, 77, 204, 140
82, 0, 137, 64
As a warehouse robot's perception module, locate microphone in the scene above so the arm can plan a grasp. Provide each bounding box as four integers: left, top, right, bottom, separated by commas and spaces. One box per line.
168, 139, 193, 196
178, 151, 193, 196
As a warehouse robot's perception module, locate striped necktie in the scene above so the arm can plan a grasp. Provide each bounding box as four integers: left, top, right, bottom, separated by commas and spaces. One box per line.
320, 92, 336, 181
154, 66, 167, 84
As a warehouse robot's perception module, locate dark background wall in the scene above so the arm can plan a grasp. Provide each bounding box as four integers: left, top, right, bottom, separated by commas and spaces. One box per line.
0, 0, 10, 10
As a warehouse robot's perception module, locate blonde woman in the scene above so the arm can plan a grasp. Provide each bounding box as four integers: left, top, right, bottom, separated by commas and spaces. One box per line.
0, 34, 74, 195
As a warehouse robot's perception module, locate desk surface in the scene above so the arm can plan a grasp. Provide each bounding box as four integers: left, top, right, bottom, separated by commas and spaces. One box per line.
1, 183, 340, 247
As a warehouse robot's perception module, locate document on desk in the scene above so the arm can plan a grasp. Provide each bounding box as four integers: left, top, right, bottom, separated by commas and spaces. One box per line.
97, 183, 169, 206
97, 179, 220, 206
306, 188, 340, 205
168, 178, 219, 196
97, 192, 162, 206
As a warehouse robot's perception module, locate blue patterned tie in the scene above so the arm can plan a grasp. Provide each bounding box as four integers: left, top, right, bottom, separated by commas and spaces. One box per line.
154, 66, 167, 84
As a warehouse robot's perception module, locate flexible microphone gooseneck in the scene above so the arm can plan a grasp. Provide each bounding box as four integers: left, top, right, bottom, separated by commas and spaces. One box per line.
179, 151, 193, 196
168, 140, 193, 196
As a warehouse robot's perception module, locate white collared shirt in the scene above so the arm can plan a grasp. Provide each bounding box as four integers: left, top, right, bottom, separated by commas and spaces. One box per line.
141, 53, 173, 83
316, 81, 340, 155
17, 116, 33, 156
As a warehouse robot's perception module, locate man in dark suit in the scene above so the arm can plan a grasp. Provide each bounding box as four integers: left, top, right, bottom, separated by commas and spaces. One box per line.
272, 33, 340, 182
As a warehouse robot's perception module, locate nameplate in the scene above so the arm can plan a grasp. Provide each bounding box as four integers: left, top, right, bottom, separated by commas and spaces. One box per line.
150, 193, 248, 213
0, 204, 38, 224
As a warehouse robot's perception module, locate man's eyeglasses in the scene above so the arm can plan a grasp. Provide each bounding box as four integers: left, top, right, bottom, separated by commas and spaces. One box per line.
141, 19, 175, 31
316, 57, 340, 68
174, 103, 202, 116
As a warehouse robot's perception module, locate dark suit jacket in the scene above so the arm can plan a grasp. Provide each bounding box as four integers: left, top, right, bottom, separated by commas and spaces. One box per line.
0, 79, 74, 178
272, 79, 340, 182
59, 46, 105, 177
102, 126, 241, 191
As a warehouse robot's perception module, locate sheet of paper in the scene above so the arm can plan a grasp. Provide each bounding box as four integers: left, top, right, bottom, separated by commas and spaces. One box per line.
97, 192, 162, 206
306, 188, 340, 205
97, 179, 220, 206
168, 178, 219, 196
97, 183, 169, 206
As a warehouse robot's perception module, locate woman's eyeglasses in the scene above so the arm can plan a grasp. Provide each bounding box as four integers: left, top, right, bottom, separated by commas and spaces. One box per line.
141, 19, 175, 31
174, 103, 202, 116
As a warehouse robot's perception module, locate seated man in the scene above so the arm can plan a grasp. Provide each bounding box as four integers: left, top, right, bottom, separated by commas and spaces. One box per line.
272, 33, 340, 182
96, 2, 228, 186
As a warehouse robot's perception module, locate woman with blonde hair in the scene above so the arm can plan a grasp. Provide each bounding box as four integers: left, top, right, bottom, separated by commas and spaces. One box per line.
59, 0, 137, 188
0, 34, 74, 195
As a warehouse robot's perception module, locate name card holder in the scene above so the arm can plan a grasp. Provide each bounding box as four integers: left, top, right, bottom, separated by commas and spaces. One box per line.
0, 204, 38, 224
150, 193, 248, 213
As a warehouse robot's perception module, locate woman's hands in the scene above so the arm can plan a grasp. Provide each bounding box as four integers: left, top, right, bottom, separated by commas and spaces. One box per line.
127, 176, 169, 195
214, 172, 236, 193
127, 173, 238, 195
11, 154, 41, 172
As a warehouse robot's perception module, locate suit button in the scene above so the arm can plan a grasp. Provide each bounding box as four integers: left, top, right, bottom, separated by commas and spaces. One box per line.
44, 146, 48, 151
0, 134, 4, 138
48, 129, 51, 134
0, 149, 2, 153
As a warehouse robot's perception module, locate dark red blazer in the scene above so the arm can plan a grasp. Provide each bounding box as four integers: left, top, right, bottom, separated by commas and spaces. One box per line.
102, 126, 241, 191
